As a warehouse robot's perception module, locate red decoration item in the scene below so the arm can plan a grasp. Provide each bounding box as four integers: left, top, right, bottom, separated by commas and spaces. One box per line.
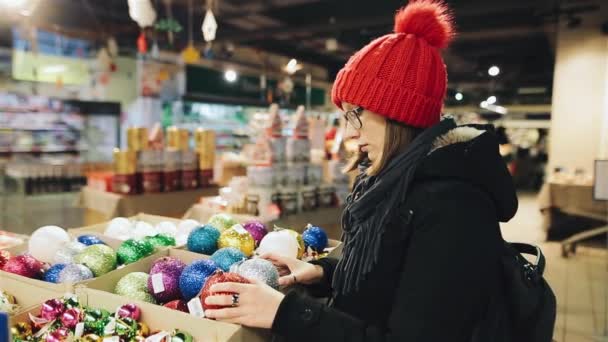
116, 303, 141, 321
40, 299, 66, 321
163, 300, 189, 313
45, 327, 69, 342
2, 254, 45, 279
0, 250, 11, 269
137, 32, 148, 54
60, 308, 81, 329
110, 62, 118, 72
199, 270, 250, 311
331, 0, 454, 128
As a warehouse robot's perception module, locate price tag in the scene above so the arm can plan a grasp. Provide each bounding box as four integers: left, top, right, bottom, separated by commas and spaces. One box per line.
151, 273, 165, 294
103, 337, 120, 342
187, 297, 205, 318
234, 224, 247, 235
104, 317, 116, 335
75, 323, 85, 337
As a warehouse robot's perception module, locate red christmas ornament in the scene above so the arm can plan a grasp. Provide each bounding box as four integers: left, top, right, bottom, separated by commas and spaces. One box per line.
199, 270, 250, 311
60, 308, 81, 329
0, 250, 11, 269
137, 32, 148, 54
163, 300, 188, 313
116, 303, 141, 321
40, 299, 66, 321
110, 62, 118, 72
45, 327, 69, 342
2, 254, 45, 279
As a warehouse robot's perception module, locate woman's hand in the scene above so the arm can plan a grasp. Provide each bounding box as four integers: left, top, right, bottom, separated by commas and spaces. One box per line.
204, 279, 284, 328
260, 253, 324, 286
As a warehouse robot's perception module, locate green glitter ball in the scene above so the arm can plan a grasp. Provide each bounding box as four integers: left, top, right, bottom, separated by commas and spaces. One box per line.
115, 272, 157, 304
74, 244, 117, 277
145, 234, 176, 248
207, 213, 238, 232
117, 239, 155, 265
84, 308, 111, 335
116, 317, 138, 339
172, 330, 194, 342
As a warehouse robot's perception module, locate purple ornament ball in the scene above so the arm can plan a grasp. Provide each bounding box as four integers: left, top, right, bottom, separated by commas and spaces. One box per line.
243, 221, 268, 246
147, 257, 187, 303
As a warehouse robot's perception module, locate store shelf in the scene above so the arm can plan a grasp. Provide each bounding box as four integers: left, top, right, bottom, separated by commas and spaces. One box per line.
0, 147, 88, 153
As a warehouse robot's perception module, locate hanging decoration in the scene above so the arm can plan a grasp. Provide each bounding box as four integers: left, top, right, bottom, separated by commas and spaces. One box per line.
128, 0, 157, 28
180, 0, 199, 64
202, 9, 217, 42
137, 32, 148, 54
96, 48, 112, 71
107, 37, 119, 57
157, 0, 181, 46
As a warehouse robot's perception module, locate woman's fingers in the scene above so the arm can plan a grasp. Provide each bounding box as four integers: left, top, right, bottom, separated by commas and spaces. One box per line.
205, 307, 242, 320
279, 274, 296, 286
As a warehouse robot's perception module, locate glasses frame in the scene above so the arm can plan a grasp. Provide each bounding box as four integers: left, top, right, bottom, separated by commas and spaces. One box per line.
344, 106, 364, 130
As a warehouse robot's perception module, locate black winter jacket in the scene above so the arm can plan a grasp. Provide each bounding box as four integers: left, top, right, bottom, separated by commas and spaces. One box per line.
271, 124, 518, 341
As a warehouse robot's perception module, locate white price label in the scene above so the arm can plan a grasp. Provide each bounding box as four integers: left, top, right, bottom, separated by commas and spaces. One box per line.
104, 317, 116, 335
187, 297, 205, 318
103, 337, 120, 342
151, 273, 165, 294
234, 224, 247, 235
145, 331, 170, 342
75, 323, 85, 337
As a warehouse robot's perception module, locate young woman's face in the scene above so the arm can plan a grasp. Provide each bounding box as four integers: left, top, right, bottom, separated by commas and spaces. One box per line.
343, 102, 387, 163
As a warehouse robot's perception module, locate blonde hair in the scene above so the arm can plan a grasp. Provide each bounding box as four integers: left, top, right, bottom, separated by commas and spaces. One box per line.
345, 119, 423, 176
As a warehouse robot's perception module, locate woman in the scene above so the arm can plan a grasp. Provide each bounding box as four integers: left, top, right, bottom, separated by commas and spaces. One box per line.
205, 1, 518, 340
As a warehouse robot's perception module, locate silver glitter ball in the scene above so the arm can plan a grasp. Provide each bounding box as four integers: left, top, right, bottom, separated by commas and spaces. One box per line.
58, 264, 94, 283
230, 258, 280, 289
54, 241, 87, 264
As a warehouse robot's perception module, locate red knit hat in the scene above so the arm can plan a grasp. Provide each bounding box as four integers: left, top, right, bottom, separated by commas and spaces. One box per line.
331, 0, 455, 128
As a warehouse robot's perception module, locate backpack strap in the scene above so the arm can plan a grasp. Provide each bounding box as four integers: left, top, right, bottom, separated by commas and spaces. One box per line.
508, 242, 546, 284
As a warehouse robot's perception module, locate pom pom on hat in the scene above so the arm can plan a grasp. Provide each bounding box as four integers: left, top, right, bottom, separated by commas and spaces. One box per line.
394, 0, 454, 49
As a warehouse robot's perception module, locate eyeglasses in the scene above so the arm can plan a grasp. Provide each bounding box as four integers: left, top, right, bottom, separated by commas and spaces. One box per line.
343, 106, 364, 130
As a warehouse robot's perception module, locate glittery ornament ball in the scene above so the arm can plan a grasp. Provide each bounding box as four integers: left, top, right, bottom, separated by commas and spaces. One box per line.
257, 231, 299, 259
302, 225, 328, 251
74, 244, 117, 277
163, 299, 188, 313
58, 263, 94, 283
187, 225, 220, 255
179, 259, 219, 300
211, 247, 246, 272
243, 221, 268, 246
28, 225, 71, 264
0, 290, 18, 314
172, 331, 194, 342
105, 217, 133, 240
144, 234, 176, 248
115, 272, 156, 304
77, 235, 106, 246
147, 257, 186, 303
0, 249, 11, 269
155, 221, 178, 237
207, 213, 238, 232
231, 258, 280, 289
83, 308, 111, 334
2, 254, 45, 279
200, 270, 249, 310
116, 303, 141, 321
117, 239, 155, 265
44, 263, 67, 283
218, 225, 255, 257
54, 241, 87, 264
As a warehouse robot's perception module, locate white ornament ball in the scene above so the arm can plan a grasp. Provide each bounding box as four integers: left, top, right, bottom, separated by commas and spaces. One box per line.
28, 226, 71, 263
105, 217, 132, 239
257, 231, 299, 259
132, 221, 157, 239
155, 221, 177, 237
177, 219, 199, 236
54, 241, 87, 264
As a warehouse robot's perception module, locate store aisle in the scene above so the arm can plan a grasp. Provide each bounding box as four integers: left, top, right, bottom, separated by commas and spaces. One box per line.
505, 192, 608, 342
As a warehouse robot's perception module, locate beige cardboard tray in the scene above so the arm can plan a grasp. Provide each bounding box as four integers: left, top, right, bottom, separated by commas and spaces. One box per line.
1, 275, 65, 317
10, 288, 270, 341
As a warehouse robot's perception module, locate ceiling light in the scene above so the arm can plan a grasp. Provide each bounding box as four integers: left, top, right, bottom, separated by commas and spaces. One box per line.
224, 69, 237, 83
488, 66, 500, 77
284, 58, 302, 75
326, 38, 338, 52
455, 92, 463, 101
487, 96, 497, 105
480, 101, 488, 108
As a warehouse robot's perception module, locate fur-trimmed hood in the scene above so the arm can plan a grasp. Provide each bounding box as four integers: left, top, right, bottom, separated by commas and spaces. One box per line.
416, 124, 518, 222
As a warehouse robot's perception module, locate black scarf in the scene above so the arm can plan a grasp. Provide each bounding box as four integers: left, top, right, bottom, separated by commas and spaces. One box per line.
332, 118, 457, 295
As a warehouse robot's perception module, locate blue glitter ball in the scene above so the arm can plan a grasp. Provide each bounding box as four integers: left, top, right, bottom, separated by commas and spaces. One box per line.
302, 225, 328, 252
44, 263, 67, 283
179, 259, 219, 300
211, 247, 246, 272
187, 225, 220, 255
77, 235, 107, 246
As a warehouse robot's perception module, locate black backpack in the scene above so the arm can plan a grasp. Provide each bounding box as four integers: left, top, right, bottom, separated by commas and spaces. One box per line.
500, 242, 557, 342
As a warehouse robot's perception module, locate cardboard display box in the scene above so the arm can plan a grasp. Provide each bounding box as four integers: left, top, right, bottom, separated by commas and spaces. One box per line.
9, 288, 270, 341
1, 276, 65, 317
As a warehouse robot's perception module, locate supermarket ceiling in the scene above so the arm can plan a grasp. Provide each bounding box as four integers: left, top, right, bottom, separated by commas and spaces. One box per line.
0, 0, 604, 106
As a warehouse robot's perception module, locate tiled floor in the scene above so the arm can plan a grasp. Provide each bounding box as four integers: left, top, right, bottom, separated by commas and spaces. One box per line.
502, 193, 608, 342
